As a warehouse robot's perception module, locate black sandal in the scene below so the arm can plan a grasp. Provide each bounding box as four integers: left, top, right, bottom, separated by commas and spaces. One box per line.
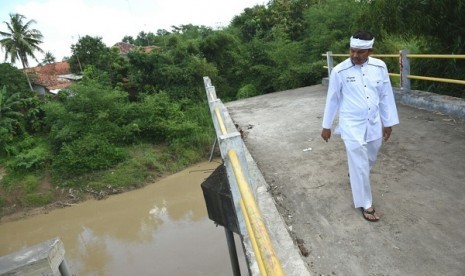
361, 208, 380, 222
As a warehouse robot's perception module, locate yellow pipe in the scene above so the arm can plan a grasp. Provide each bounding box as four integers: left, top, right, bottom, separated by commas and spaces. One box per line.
321, 53, 465, 86
322, 53, 465, 59
406, 54, 465, 59
407, 75, 465, 85
209, 91, 215, 100
372, 54, 399, 58
240, 199, 268, 276
228, 150, 284, 276
214, 107, 228, 135
321, 54, 399, 58
214, 104, 281, 274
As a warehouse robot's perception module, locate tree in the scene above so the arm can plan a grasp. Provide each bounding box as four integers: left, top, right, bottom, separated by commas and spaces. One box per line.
0, 63, 30, 94
0, 86, 24, 156
42, 51, 56, 64
68, 35, 109, 73
0, 63, 44, 134
0, 13, 44, 90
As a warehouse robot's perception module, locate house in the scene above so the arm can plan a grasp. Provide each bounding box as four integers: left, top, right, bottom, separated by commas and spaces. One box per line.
112, 42, 161, 56
26, 61, 82, 95
113, 42, 136, 56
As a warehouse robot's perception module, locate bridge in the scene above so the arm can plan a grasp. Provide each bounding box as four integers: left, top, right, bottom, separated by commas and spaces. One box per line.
205, 77, 465, 275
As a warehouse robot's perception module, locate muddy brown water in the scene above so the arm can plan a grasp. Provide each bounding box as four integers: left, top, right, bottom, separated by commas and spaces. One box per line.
0, 160, 246, 275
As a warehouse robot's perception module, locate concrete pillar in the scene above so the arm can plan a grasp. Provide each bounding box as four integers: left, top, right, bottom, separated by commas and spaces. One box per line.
400, 49, 411, 92
0, 238, 72, 276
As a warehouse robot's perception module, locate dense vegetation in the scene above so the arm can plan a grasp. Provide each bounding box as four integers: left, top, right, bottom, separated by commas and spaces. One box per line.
1, 0, 464, 212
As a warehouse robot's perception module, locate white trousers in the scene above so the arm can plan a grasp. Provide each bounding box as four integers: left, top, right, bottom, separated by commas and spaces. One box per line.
343, 138, 382, 209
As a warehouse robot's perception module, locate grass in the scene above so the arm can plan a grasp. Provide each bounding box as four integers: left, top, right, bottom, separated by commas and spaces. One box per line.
0, 139, 213, 214
20, 192, 54, 207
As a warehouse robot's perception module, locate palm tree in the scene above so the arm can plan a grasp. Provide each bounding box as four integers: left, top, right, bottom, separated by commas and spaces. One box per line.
0, 13, 44, 90
42, 51, 55, 64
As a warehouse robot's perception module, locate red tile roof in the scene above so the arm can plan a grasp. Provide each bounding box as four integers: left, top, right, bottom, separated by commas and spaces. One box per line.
26, 61, 73, 90
113, 42, 161, 55
113, 42, 136, 55
142, 45, 161, 53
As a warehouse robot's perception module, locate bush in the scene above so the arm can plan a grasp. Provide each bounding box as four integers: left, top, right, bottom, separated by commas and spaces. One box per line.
52, 134, 127, 178
22, 175, 40, 192
6, 138, 51, 171
237, 84, 258, 99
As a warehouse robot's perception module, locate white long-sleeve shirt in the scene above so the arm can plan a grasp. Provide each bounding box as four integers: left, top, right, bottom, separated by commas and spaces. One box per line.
322, 57, 399, 142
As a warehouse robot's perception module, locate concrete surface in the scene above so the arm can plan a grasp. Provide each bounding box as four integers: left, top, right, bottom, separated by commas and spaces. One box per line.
225, 85, 465, 276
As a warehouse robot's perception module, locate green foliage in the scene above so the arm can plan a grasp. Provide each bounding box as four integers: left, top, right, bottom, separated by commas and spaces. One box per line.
20, 192, 53, 207
303, 0, 360, 59
82, 65, 111, 87
0, 66, 44, 139
128, 48, 217, 100
237, 84, 258, 99
268, 40, 314, 90
41, 51, 55, 64
23, 94, 46, 134
0, 63, 30, 93
78, 144, 170, 190
42, 83, 212, 180
0, 13, 43, 66
52, 134, 127, 178
359, 0, 465, 53
0, 170, 53, 208
231, 0, 314, 42
44, 83, 135, 149
133, 92, 195, 141
0, 13, 44, 90
236, 38, 277, 95
21, 174, 40, 192
54, 140, 209, 190
69, 35, 107, 73
5, 136, 51, 171
0, 86, 25, 155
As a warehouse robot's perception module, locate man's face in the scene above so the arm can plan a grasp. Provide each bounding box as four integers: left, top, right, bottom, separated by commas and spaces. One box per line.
350, 48, 372, 65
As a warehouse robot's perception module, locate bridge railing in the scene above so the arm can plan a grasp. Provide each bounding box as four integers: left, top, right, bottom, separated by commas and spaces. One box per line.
323, 51, 465, 92
203, 77, 284, 276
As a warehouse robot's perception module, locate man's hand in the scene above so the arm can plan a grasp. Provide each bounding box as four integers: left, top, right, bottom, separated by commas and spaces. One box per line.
383, 126, 392, 142
321, 128, 331, 142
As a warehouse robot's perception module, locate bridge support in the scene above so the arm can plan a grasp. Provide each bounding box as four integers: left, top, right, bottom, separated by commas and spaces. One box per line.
0, 237, 72, 276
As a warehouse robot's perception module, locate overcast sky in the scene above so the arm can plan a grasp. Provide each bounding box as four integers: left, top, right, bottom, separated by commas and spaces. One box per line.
0, 0, 265, 67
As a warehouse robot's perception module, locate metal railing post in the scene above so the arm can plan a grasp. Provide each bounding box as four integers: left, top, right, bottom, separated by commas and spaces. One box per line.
326, 51, 333, 77
225, 228, 241, 276
400, 49, 411, 92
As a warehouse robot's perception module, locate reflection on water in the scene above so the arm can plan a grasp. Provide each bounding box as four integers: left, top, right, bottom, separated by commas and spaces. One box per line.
0, 160, 246, 275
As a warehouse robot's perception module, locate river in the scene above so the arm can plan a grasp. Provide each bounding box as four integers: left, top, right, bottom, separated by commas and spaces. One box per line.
0, 160, 246, 275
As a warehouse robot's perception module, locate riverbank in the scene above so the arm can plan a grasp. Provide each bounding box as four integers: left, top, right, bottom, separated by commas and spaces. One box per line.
0, 159, 247, 275
0, 155, 220, 223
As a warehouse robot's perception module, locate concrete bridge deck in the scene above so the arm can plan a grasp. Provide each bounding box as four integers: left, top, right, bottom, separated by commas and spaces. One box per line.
225, 84, 465, 276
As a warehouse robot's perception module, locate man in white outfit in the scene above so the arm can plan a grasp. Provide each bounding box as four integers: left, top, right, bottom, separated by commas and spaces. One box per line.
320, 30, 399, 222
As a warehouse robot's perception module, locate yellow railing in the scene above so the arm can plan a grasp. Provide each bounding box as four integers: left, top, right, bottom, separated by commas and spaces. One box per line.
322, 52, 465, 88
230, 150, 284, 276
212, 100, 284, 276
205, 76, 284, 275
